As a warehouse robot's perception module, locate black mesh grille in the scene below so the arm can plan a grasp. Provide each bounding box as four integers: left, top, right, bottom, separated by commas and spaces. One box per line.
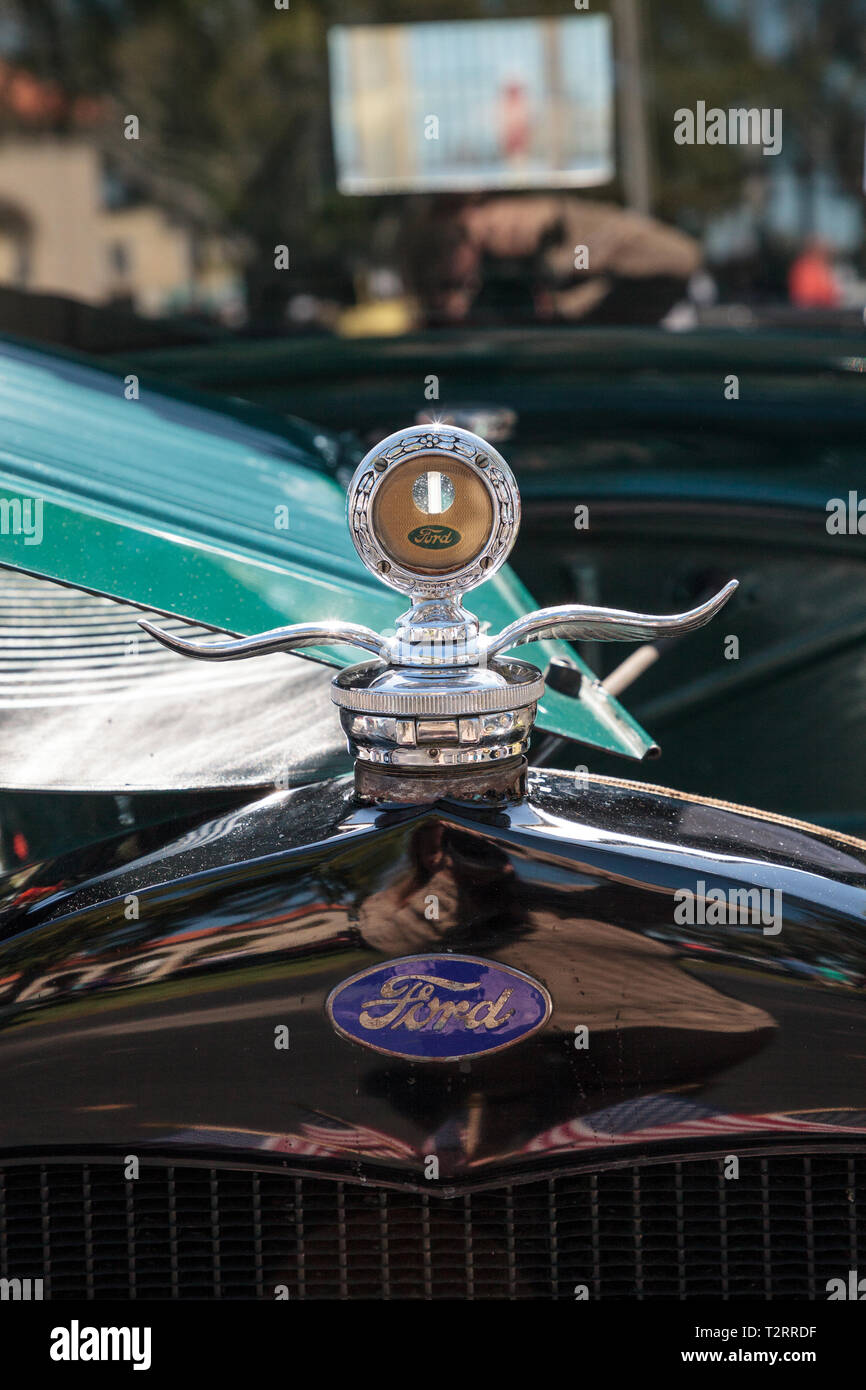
0, 1152, 863, 1299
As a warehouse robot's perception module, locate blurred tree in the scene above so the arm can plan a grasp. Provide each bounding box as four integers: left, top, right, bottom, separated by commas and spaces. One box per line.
646, 0, 866, 256
2, 0, 864, 317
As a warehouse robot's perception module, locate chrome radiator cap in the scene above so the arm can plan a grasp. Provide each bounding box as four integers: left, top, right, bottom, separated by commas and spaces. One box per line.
139, 423, 737, 801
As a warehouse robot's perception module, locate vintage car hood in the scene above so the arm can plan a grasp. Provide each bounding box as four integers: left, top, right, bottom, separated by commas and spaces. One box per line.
0, 769, 864, 1178
0, 337, 652, 761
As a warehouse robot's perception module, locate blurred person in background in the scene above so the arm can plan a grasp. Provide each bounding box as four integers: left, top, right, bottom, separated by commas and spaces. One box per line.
404, 194, 701, 328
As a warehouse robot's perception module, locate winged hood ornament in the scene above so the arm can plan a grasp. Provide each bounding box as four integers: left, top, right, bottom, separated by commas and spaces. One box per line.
141, 424, 736, 801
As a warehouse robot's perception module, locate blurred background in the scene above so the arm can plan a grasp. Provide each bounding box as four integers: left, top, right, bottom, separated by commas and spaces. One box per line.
0, 0, 864, 350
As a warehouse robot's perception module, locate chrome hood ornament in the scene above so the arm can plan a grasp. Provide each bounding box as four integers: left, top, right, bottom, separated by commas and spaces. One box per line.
140, 425, 736, 801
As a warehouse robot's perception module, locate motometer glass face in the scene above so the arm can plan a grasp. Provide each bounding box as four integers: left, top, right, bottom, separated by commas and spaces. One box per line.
371, 454, 494, 574
348, 426, 521, 597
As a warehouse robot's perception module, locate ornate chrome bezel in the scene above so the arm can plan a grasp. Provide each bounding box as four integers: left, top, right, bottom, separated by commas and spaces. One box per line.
347, 425, 521, 600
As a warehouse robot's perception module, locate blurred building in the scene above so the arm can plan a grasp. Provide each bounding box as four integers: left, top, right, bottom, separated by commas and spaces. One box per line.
0, 60, 240, 322
0, 139, 194, 311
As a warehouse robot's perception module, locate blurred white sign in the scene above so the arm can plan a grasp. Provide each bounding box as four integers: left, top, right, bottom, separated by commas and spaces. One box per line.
329, 15, 614, 195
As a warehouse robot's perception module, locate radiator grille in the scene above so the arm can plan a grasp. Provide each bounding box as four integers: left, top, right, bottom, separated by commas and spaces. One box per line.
0, 1152, 862, 1300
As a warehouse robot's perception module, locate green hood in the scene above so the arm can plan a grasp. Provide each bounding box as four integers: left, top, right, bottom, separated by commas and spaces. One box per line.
0, 338, 653, 760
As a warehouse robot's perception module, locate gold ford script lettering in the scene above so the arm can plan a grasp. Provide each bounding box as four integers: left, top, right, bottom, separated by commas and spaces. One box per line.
407, 524, 461, 549
359, 973, 515, 1033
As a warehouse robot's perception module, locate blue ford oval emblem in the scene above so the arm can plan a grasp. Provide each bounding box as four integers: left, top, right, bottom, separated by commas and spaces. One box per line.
326, 954, 552, 1062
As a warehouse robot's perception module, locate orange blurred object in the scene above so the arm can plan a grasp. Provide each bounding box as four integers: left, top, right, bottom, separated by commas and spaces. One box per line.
788, 242, 841, 308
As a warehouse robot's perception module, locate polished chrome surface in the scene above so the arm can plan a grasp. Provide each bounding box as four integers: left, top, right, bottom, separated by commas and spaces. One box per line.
483, 581, 739, 658
348, 725, 533, 767
138, 616, 386, 662
387, 598, 481, 667
137, 424, 737, 782
332, 658, 542, 769
330, 657, 544, 715
347, 424, 521, 599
